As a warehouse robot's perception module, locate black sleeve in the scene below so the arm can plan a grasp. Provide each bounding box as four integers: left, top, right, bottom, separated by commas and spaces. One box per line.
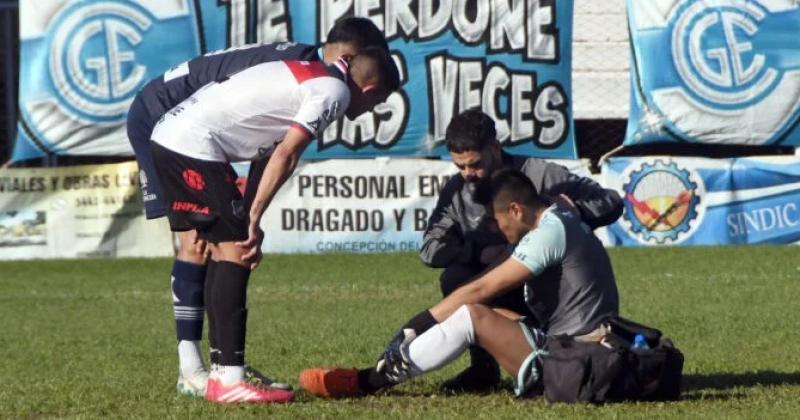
526, 160, 624, 229
419, 179, 476, 268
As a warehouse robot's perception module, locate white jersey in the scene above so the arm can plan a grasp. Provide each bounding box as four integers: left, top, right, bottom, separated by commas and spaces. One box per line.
151, 59, 351, 162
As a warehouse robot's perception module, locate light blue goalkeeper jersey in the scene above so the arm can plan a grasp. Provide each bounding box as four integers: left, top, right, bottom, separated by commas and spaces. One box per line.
512, 206, 619, 336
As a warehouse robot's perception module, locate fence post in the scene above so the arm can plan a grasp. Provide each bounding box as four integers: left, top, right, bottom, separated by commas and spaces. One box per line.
1, 2, 19, 165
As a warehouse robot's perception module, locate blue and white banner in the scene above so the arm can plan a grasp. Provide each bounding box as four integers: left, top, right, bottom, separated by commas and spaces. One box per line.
13, 0, 576, 162
236, 158, 591, 254
624, 0, 800, 146
601, 156, 800, 246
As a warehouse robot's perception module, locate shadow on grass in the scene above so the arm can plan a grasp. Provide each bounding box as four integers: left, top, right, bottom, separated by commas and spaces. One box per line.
684, 371, 800, 391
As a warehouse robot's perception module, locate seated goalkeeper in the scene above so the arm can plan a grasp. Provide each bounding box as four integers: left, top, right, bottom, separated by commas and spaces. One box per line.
299, 169, 620, 398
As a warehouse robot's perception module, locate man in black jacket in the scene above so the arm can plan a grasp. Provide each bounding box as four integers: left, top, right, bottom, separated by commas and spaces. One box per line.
419, 109, 623, 393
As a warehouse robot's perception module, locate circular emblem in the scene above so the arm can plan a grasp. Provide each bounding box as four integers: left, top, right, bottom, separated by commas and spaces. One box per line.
671, 0, 779, 109
182, 169, 205, 191
48, 2, 153, 121
621, 160, 705, 245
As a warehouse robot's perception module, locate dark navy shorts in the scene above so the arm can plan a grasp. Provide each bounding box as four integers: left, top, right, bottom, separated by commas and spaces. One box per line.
127, 95, 168, 219
150, 142, 248, 243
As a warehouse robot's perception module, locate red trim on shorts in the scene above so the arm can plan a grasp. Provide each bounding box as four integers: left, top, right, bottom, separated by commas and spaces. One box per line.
285, 60, 330, 83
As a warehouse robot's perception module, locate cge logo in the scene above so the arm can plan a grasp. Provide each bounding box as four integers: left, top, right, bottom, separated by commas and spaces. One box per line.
639, 0, 800, 145
48, 2, 152, 121
672, 0, 777, 108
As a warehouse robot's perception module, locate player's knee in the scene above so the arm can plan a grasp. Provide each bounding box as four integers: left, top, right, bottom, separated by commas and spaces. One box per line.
451, 304, 479, 344
177, 243, 207, 264
176, 230, 209, 264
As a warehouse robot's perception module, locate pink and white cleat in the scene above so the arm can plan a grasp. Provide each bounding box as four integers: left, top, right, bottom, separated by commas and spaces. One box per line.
205, 376, 294, 404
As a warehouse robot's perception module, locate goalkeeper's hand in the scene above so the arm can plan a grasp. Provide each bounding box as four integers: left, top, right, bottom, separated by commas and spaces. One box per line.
375, 328, 417, 383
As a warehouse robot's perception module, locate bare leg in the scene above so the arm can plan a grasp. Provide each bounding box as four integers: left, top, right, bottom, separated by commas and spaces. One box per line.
466, 304, 533, 378
208, 241, 248, 265
176, 229, 209, 264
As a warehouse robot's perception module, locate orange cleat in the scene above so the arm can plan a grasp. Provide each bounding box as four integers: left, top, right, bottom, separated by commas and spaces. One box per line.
299, 368, 362, 398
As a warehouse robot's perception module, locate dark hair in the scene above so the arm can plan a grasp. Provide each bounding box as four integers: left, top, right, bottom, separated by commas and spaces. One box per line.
352, 46, 401, 92
445, 110, 497, 153
475, 169, 546, 210
326, 17, 389, 52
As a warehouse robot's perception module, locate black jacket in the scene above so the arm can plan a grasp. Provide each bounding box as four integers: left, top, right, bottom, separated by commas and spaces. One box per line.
419, 153, 623, 268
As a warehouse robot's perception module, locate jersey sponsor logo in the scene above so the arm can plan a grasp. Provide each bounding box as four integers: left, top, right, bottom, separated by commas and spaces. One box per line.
182, 169, 206, 191
139, 169, 156, 202
275, 42, 297, 51
620, 160, 706, 245
139, 169, 148, 187
172, 201, 210, 215
636, 0, 800, 145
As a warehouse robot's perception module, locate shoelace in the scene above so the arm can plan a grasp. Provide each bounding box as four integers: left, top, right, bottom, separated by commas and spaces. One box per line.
244, 370, 265, 386
245, 368, 282, 389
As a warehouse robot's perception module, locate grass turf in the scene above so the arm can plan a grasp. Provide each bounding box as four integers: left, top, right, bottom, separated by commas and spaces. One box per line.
1, 245, 799, 418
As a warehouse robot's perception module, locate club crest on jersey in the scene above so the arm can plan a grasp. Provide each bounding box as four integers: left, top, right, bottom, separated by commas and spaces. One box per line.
620, 160, 706, 245
35, 1, 200, 123
631, 0, 800, 145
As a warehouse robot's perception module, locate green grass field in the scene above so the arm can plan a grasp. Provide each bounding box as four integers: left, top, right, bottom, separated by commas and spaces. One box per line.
2, 246, 799, 419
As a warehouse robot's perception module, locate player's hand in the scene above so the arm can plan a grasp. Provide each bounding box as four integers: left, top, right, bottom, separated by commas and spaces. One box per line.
479, 244, 508, 265
376, 328, 417, 383
235, 223, 264, 268
247, 246, 263, 270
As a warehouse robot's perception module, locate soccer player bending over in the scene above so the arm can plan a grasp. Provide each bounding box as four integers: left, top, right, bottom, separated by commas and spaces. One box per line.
149, 49, 400, 404
126, 17, 389, 398
300, 169, 620, 398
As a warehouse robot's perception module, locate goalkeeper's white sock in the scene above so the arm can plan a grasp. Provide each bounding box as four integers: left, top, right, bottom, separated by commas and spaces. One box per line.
178, 340, 205, 377
407, 305, 475, 376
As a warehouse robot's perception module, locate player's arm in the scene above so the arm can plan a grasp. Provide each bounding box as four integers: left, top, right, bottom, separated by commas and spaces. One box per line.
236, 126, 312, 262
236, 72, 349, 265
530, 161, 623, 229
429, 257, 531, 320
419, 181, 475, 268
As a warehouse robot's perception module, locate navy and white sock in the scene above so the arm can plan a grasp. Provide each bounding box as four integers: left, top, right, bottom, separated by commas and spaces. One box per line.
171, 260, 207, 373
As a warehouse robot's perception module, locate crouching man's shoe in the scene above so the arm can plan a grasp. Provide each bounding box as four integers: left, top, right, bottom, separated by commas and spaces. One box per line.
440, 347, 501, 394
